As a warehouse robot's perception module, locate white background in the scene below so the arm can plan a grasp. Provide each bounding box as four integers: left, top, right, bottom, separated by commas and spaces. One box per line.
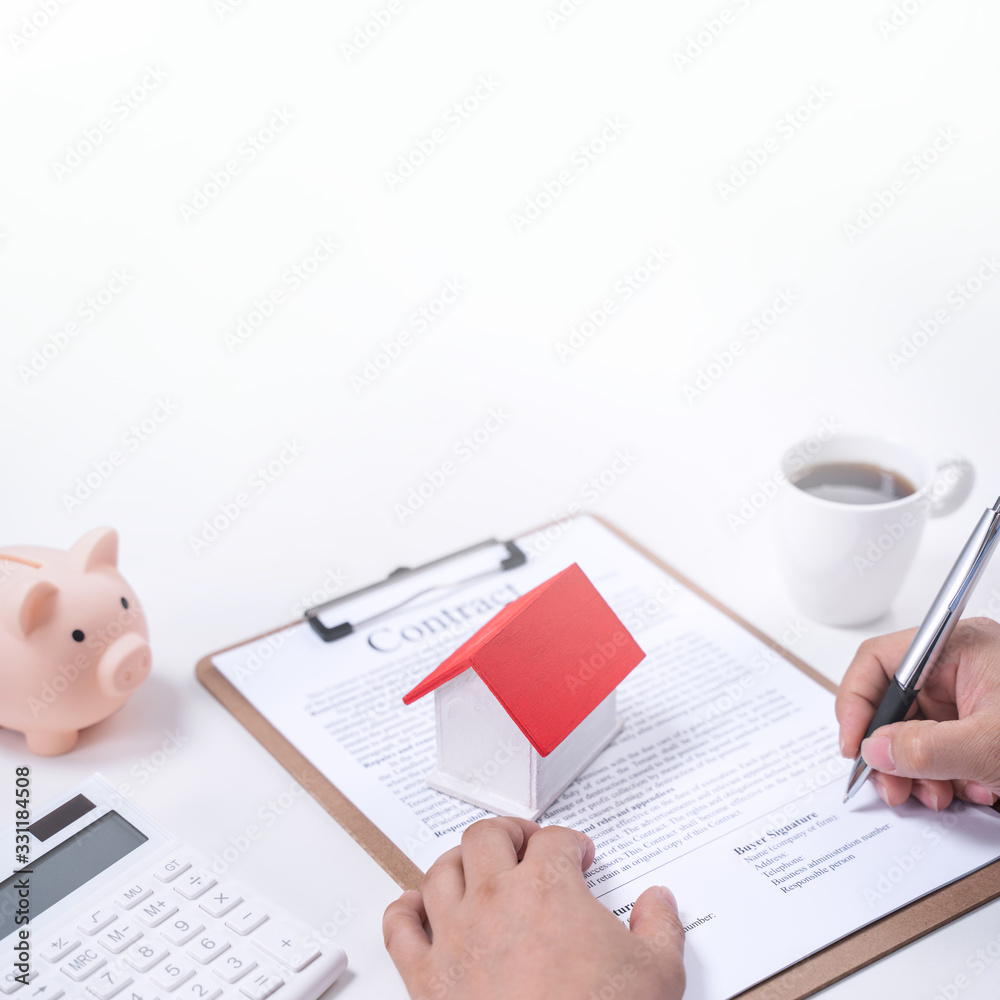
2, 0, 1000, 997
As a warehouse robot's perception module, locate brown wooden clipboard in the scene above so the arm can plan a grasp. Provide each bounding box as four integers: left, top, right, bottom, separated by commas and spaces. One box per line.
195, 514, 1000, 1000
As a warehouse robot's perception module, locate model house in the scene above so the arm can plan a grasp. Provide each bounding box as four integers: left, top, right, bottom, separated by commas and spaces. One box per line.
402, 563, 645, 820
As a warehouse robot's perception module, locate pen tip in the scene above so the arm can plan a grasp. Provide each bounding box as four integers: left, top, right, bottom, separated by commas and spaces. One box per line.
842, 794, 848, 804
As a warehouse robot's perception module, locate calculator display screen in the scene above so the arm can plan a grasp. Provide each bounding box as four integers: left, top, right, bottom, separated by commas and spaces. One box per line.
0, 811, 148, 940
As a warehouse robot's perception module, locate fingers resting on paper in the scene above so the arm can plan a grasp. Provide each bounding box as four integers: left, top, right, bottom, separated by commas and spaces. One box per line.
837, 620, 1000, 808
383, 816, 686, 1000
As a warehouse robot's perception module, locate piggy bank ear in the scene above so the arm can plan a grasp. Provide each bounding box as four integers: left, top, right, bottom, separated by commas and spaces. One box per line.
5, 578, 58, 637
72, 527, 119, 572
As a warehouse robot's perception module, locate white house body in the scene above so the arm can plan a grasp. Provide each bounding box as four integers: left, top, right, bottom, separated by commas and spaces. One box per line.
427, 669, 622, 820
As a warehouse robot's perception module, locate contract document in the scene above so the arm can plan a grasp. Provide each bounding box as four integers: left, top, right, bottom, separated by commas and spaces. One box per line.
211, 515, 1000, 1000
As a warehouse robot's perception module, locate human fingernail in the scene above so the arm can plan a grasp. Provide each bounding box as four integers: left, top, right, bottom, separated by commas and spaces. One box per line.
861, 736, 895, 772
966, 783, 995, 806
839, 732, 846, 756
656, 887, 678, 913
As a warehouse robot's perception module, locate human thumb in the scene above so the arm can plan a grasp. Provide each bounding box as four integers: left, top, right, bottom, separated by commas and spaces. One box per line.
628, 886, 686, 974
862, 717, 1000, 793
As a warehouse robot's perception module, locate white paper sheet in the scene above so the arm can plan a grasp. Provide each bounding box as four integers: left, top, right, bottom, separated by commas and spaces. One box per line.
212, 515, 1000, 1000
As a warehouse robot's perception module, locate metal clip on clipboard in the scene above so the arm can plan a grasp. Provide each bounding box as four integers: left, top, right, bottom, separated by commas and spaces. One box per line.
304, 538, 527, 642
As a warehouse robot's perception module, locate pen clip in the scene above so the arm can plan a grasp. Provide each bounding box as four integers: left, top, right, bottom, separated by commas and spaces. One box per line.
304, 538, 527, 642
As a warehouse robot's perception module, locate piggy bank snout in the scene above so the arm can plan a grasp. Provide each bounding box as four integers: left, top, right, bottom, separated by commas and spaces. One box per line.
97, 632, 151, 697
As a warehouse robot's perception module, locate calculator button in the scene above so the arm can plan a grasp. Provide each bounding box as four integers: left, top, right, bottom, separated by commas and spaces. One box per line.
97, 924, 142, 955
223, 908, 268, 937
237, 968, 283, 1000
78, 911, 117, 936
173, 873, 216, 901
1, 967, 37, 994
134, 899, 178, 928
60, 948, 106, 982
123, 941, 167, 974
40, 937, 80, 964
114, 885, 153, 911
2, 971, 37, 992
26, 979, 63, 1000
211, 949, 256, 984
150, 962, 195, 993
86, 965, 132, 1000
250, 924, 319, 973
198, 886, 242, 919
160, 911, 204, 947
152, 859, 191, 884
120, 982, 160, 1000
184, 935, 229, 966
173, 977, 220, 1000
119, 988, 163, 1000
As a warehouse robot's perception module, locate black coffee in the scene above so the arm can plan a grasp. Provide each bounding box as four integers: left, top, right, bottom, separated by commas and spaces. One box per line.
790, 462, 916, 505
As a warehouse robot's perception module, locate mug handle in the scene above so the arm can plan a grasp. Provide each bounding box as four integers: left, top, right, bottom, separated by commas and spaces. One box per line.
927, 456, 975, 518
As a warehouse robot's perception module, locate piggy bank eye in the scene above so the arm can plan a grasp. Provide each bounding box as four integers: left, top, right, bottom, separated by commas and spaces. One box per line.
72, 630, 85, 642
121, 597, 129, 609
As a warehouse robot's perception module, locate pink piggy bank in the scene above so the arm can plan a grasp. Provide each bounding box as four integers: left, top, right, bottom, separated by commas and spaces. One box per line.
0, 527, 151, 755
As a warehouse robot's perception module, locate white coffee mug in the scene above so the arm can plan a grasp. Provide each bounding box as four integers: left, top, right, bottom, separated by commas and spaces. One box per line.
776, 434, 974, 626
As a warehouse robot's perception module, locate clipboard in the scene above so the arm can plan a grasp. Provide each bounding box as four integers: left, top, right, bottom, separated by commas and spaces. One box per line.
196, 514, 1000, 1000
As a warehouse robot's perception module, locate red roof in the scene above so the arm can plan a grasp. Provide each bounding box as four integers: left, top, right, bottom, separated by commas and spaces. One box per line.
402, 563, 645, 756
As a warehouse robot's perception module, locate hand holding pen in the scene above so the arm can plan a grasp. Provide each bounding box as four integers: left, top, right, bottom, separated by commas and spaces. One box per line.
838, 498, 1000, 810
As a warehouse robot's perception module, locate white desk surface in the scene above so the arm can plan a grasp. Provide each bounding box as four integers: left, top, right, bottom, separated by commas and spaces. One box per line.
3, 2, 1000, 997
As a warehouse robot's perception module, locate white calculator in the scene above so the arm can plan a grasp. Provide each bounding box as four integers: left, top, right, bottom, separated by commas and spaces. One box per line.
1, 775, 347, 1000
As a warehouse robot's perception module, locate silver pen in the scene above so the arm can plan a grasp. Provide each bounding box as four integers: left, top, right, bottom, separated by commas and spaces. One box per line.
844, 496, 1000, 802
